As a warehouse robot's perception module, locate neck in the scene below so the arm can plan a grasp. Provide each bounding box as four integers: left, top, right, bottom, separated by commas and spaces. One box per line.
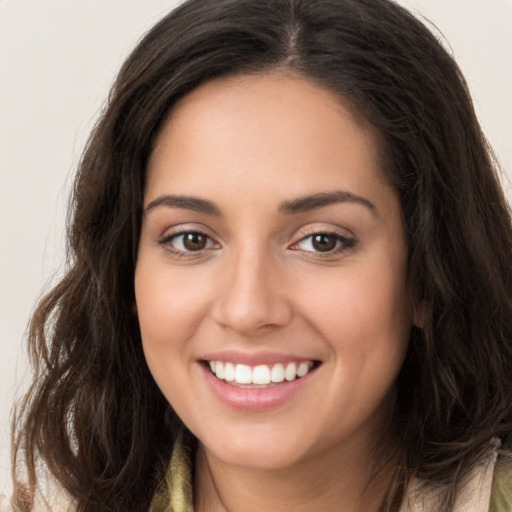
194, 436, 398, 512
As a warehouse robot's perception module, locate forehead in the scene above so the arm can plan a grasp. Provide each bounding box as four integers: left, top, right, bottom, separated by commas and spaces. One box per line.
152, 71, 377, 160
146, 71, 395, 217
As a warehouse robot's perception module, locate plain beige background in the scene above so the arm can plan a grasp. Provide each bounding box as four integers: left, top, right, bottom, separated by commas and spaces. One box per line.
1, 0, 511, 492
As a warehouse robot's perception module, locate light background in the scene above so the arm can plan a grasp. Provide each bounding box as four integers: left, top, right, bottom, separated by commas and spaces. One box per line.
1, 0, 511, 492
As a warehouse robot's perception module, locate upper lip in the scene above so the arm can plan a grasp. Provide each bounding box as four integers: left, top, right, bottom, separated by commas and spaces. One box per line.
200, 350, 320, 366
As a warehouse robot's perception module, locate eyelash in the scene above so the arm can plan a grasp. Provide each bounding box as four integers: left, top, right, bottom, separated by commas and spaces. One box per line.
158, 231, 217, 257
158, 230, 357, 258
291, 231, 357, 257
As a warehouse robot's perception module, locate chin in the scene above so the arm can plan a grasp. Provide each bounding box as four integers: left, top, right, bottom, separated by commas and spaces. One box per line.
198, 424, 312, 471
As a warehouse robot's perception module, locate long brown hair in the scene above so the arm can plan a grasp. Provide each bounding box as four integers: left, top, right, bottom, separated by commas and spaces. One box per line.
12, 0, 512, 510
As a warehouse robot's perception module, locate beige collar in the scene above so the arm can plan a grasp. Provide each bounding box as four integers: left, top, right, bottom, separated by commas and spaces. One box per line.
401, 443, 499, 512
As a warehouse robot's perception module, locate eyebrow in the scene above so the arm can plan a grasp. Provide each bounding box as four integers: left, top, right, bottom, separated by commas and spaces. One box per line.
145, 195, 221, 216
279, 191, 377, 216
144, 190, 377, 217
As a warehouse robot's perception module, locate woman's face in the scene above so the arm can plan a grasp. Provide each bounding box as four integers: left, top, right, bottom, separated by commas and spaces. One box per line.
135, 72, 412, 471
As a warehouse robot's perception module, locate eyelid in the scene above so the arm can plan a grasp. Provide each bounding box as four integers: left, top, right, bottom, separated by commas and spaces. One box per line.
157, 222, 218, 242
161, 231, 216, 247
292, 224, 356, 243
289, 226, 358, 256
157, 225, 221, 257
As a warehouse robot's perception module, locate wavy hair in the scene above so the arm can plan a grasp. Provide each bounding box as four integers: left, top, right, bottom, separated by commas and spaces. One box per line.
12, 0, 512, 510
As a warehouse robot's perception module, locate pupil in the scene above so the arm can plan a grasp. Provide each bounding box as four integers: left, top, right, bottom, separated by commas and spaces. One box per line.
312, 234, 336, 252
184, 233, 206, 251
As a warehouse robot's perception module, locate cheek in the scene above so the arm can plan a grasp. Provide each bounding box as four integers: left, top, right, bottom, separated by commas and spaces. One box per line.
294, 255, 411, 375
302, 269, 408, 332
297, 263, 410, 427
134, 261, 211, 391
135, 262, 209, 340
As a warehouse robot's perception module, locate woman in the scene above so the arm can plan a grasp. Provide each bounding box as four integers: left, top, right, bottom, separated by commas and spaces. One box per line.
7, 0, 512, 510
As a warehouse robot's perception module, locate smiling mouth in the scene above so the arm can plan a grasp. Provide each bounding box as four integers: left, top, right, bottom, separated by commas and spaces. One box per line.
204, 360, 320, 388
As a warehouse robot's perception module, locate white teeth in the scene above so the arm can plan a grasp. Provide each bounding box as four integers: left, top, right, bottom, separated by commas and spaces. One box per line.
208, 360, 315, 385
252, 365, 271, 385
285, 362, 297, 381
270, 363, 285, 383
215, 361, 225, 380
297, 362, 309, 377
224, 362, 235, 382
234, 364, 252, 384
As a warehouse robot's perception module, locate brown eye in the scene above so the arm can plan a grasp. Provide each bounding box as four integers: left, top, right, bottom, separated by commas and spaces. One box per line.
160, 231, 216, 254
293, 232, 356, 256
183, 232, 208, 251
311, 234, 337, 252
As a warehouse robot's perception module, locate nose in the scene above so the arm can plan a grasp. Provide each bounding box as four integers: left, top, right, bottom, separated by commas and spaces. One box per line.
211, 247, 293, 336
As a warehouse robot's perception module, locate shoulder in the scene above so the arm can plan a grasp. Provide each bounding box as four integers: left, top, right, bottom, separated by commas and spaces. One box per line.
403, 440, 502, 512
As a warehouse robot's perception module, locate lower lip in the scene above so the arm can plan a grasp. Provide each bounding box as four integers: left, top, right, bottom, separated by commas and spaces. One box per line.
199, 363, 318, 411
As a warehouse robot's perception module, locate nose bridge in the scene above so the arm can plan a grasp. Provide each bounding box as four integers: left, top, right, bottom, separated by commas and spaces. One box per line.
212, 241, 291, 334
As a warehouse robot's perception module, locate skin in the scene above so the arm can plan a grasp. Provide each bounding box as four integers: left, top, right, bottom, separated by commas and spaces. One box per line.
135, 71, 413, 511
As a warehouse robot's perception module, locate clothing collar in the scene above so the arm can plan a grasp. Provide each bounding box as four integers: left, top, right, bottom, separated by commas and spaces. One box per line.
150, 429, 195, 512
151, 432, 499, 512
